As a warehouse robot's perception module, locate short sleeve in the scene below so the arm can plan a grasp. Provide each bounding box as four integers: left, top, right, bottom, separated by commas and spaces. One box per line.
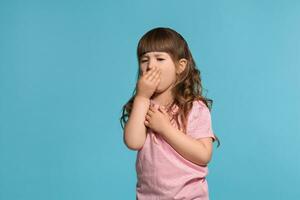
187, 100, 216, 141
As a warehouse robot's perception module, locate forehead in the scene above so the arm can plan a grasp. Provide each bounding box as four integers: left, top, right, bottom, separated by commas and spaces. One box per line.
141, 51, 169, 57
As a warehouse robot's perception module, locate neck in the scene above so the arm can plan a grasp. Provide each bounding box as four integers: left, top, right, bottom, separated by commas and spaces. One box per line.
151, 88, 174, 107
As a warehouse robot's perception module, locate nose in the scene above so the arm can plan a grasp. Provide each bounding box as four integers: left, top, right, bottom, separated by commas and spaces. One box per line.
147, 59, 156, 71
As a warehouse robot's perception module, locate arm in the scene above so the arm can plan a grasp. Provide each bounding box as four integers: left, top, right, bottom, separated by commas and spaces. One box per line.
123, 96, 150, 150
160, 124, 213, 166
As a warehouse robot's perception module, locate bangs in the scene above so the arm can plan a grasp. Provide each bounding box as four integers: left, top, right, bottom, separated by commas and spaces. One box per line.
137, 29, 177, 61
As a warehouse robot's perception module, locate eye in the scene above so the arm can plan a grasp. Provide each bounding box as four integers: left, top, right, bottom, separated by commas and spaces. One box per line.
157, 58, 165, 61
141, 60, 148, 63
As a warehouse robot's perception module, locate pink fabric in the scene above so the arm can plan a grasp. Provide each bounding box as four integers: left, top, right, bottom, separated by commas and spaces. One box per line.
136, 99, 216, 200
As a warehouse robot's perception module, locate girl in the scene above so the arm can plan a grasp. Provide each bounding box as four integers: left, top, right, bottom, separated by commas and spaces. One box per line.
120, 27, 221, 200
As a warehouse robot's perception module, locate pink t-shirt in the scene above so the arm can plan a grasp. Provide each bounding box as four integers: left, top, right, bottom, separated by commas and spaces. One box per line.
136, 99, 217, 200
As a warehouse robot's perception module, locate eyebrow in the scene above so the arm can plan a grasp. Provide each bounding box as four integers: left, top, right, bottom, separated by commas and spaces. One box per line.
141, 53, 166, 58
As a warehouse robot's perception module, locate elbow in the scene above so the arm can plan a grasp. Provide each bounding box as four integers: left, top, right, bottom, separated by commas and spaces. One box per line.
197, 152, 213, 166
204, 157, 212, 165
123, 132, 143, 151
125, 142, 143, 151
197, 158, 211, 167
203, 152, 213, 165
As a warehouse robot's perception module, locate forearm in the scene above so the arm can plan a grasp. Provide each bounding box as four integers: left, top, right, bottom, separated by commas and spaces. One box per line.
124, 96, 150, 150
160, 124, 211, 166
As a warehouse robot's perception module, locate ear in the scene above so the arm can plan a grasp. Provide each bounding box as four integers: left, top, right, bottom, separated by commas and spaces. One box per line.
176, 58, 187, 75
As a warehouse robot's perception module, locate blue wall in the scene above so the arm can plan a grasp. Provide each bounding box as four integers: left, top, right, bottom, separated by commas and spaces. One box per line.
1, 0, 299, 199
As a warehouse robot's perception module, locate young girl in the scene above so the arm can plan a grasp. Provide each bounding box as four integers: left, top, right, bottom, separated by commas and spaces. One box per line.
120, 27, 221, 200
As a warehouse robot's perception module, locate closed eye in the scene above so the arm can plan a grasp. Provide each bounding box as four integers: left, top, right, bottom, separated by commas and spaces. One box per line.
140, 58, 165, 63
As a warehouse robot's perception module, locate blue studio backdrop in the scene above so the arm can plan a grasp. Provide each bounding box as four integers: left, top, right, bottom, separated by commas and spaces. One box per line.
1, 0, 299, 199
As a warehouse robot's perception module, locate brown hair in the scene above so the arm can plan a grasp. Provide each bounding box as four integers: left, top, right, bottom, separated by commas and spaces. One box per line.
120, 27, 220, 148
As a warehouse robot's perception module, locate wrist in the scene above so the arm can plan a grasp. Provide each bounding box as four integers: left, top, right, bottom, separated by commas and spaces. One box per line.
161, 123, 174, 138
135, 95, 150, 102
134, 95, 150, 105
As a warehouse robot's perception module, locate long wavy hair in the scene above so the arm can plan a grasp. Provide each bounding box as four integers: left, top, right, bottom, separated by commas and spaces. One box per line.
120, 27, 220, 148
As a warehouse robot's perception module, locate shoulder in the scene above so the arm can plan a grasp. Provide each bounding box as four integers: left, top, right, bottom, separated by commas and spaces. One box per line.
192, 99, 207, 107
190, 100, 210, 115
188, 99, 212, 124
186, 99, 215, 139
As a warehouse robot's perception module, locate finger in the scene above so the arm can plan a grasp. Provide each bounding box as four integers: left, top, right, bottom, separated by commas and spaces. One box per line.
147, 68, 160, 81
150, 68, 160, 79
154, 77, 161, 86
144, 120, 149, 126
151, 70, 161, 82
145, 114, 150, 120
148, 107, 155, 114
159, 106, 167, 114
145, 67, 157, 79
150, 104, 158, 110
146, 69, 157, 81
149, 106, 156, 112
146, 111, 152, 118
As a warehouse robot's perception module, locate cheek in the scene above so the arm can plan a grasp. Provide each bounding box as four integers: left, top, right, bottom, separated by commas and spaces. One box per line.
160, 70, 176, 85
140, 65, 146, 74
